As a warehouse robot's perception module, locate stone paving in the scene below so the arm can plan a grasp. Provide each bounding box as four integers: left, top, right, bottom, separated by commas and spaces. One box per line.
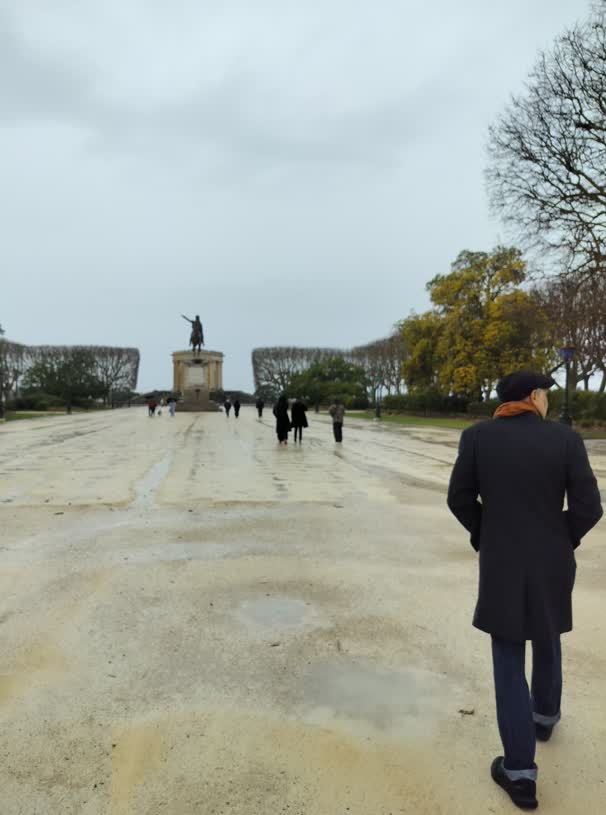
0, 407, 605, 814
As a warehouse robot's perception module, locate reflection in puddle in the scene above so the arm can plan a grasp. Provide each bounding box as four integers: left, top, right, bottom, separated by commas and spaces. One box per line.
301, 657, 452, 734
235, 596, 316, 628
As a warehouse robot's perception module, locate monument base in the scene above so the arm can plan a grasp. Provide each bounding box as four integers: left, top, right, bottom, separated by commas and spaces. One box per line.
177, 386, 219, 412
172, 349, 224, 413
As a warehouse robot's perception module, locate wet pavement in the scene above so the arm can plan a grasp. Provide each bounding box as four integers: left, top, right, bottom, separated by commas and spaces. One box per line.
0, 407, 605, 814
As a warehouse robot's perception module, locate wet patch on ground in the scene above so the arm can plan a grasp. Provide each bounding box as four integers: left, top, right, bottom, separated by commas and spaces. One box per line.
299, 656, 454, 737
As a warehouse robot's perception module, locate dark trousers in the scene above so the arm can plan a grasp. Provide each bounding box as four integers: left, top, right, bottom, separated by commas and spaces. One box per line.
333, 422, 343, 442
491, 636, 562, 771
294, 426, 303, 442
257, 408, 263, 418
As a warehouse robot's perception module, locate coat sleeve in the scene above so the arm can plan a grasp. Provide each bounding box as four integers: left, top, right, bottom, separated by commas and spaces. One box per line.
447, 428, 483, 551
563, 432, 603, 549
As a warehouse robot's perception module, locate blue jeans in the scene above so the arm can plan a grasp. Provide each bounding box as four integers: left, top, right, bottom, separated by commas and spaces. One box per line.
491, 636, 562, 778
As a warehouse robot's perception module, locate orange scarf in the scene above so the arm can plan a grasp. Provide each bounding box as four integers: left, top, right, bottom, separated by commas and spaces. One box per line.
494, 401, 542, 418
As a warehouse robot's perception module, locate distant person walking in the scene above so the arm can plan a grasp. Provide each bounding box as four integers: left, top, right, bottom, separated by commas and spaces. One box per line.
233, 399, 241, 418
256, 397, 265, 419
273, 395, 291, 445
291, 398, 308, 443
328, 399, 345, 442
447, 371, 602, 811
147, 397, 157, 417
167, 397, 177, 417
224, 398, 232, 417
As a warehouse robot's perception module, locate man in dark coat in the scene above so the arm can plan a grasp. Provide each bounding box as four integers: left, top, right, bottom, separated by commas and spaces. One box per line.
255, 397, 265, 419
290, 398, 308, 443
273, 394, 291, 445
447, 371, 602, 810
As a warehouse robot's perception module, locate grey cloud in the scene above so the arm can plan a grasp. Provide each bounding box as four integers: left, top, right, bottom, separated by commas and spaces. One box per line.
2, 0, 588, 393
0, 9, 463, 172
0, 12, 91, 123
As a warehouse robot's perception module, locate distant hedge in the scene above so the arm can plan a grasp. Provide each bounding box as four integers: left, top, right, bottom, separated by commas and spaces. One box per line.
7, 392, 65, 411
380, 388, 606, 425
381, 390, 469, 415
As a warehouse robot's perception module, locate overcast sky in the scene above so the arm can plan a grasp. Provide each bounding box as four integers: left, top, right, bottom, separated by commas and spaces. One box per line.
1, 0, 589, 392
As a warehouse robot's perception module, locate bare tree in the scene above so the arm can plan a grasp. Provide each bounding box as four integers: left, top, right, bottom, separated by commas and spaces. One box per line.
93, 346, 140, 403
251, 346, 349, 397
535, 274, 606, 390
253, 335, 407, 403
0, 334, 140, 414
0, 333, 30, 416
487, 3, 606, 279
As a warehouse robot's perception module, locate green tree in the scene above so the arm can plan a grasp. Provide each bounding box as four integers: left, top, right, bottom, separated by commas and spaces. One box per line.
427, 247, 551, 399
287, 357, 368, 408
23, 347, 104, 413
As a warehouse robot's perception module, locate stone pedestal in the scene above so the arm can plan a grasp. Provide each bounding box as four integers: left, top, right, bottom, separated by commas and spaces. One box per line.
172, 349, 224, 412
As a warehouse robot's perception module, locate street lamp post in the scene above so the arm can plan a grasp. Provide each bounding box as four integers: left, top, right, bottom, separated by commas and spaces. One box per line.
558, 346, 575, 426
375, 386, 381, 419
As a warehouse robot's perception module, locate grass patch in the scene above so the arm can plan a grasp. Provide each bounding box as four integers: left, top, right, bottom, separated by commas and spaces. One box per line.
349, 412, 474, 430
3, 411, 65, 422
350, 411, 606, 439
577, 427, 606, 440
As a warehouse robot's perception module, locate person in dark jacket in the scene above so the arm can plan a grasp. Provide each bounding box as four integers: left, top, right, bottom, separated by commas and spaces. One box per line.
290, 398, 308, 443
233, 399, 241, 418
256, 397, 265, 419
273, 394, 291, 445
223, 398, 231, 417
328, 399, 345, 442
447, 371, 602, 810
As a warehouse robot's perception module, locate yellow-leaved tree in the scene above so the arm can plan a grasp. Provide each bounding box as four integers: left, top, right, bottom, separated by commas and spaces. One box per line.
425, 247, 552, 400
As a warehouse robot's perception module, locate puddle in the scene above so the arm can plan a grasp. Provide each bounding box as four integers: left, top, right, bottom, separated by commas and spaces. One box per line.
235, 595, 318, 629
300, 657, 453, 735
132, 451, 175, 509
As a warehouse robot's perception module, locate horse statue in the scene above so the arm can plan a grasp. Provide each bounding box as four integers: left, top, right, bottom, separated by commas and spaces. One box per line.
181, 314, 204, 355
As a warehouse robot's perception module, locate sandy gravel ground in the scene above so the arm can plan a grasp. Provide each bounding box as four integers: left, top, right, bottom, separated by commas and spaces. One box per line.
0, 407, 605, 814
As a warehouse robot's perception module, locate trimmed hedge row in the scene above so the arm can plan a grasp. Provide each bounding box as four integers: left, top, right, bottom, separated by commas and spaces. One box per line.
7, 392, 65, 411
381, 389, 606, 424
381, 391, 471, 415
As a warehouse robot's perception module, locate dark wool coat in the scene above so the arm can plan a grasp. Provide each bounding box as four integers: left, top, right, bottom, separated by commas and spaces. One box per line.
291, 401, 308, 428
447, 413, 602, 641
273, 402, 291, 440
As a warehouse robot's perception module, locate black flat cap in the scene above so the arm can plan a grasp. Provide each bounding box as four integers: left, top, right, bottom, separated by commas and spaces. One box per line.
496, 371, 556, 403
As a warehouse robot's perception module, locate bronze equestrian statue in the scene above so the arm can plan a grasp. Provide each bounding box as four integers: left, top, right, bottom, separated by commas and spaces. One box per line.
181, 314, 204, 355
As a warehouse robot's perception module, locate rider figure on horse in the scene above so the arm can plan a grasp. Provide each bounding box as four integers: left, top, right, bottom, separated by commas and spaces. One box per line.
181, 314, 204, 354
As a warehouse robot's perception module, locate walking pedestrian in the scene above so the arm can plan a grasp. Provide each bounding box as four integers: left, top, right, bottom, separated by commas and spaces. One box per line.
328, 399, 345, 442
272, 394, 291, 445
291, 398, 308, 443
256, 397, 265, 419
147, 397, 157, 417
233, 399, 241, 418
167, 397, 177, 417
224, 398, 232, 417
447, 371, 602, 810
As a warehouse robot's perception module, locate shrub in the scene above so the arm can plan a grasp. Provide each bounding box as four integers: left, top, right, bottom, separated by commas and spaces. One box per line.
467, 399, 500, 417
344, 395, 370, 409
381, 389, 468, 415
9, 392, 65, 411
